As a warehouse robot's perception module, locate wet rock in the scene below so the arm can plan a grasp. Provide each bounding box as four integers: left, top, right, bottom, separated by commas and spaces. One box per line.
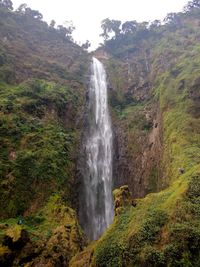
69, 243, 94, 267
27, 223, 85, 267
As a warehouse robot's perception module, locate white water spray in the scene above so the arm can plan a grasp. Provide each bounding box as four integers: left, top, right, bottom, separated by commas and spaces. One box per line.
79, 57, 114, 240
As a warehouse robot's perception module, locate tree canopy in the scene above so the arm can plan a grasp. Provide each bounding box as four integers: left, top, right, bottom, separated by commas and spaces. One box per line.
121, 21, 138, 34
57, 21, 75, 41
185, 0, 200, 11
100, 18, 121, 40
82, 40, 91, 50
0, 0, 13, 10
16, 4, 43, 20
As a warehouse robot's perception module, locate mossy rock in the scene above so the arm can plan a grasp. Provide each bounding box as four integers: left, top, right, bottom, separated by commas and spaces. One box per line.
6, 225, 23, 242
113, 185, 133, 215
69, 243, 95, 267
8, 195, 87, 266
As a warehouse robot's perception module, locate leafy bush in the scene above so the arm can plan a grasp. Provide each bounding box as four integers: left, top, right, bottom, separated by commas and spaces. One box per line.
141, 246, 166, 267
95, 243, 125, 267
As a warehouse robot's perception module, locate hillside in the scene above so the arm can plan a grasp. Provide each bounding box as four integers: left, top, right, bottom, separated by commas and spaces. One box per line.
0, 3, 90, 266
71, 3, 200, 267
0, 1, 200, 267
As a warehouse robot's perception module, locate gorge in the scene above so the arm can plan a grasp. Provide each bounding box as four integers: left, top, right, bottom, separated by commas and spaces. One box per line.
0, 1, 200, 267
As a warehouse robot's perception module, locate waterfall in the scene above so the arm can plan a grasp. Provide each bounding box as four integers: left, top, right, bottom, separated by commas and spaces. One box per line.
79, 57, 114, 240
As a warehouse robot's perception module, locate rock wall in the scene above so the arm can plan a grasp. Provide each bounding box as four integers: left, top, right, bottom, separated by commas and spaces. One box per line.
102, 55, 164, 198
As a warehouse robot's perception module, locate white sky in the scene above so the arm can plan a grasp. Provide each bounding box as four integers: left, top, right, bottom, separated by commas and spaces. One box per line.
12, 0, 189, 49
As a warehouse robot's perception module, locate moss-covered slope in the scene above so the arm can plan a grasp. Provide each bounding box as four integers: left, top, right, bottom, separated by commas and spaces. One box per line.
0, 79, 86, 218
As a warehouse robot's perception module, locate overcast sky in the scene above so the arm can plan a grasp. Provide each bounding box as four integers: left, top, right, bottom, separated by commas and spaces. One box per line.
12, 0, 189, 49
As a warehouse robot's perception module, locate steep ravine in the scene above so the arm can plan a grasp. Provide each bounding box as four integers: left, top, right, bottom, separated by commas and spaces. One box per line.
70, 7, 200, 266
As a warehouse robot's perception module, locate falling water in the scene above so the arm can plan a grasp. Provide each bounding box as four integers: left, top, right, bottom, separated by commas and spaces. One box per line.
79, 57, 114, 240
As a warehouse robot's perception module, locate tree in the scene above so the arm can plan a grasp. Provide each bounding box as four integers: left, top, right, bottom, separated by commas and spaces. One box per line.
16, 3, 43, 20
50, 20, 56, 28
82, 40, 91, 50
164, 13, 181, 27
16, 3, 27, 13
25, 8, 43, 20
137, 21, 149, 30
122, 20, 137, 34
57, 25, 68, 36
150, 20, 161, 29
0, 0, 13, 10
110, 19, 121, 37
184, 0, 200, 11
63, 21, 75, 36
57, 22, 75, 41
100, 18, 111, 40
100, 18, 121, 40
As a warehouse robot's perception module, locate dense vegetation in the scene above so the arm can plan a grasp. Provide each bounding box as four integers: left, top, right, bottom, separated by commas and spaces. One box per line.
0, 80, 84, 217
0, 0, 200, 266
0, 2, 89, 266
87, 2, 200, 266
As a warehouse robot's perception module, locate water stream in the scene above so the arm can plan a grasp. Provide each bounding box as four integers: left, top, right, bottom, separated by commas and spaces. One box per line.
79, 57, 114, 240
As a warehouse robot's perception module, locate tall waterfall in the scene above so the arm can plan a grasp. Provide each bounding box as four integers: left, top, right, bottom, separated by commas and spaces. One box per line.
79, 57, 114, 240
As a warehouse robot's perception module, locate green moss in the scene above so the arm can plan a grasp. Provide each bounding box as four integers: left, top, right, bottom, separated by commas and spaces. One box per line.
140, 246, 166, 267
0, 79, 84, 218
94, 208, 132, 267
0, 193, 86, 266
6, 225, 22, 242
0, 193, 82, 239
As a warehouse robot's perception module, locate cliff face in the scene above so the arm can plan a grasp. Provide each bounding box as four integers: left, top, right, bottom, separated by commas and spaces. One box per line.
107, 57, 163, 198
95, 8, 200, 200
73, 6, 200, 267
